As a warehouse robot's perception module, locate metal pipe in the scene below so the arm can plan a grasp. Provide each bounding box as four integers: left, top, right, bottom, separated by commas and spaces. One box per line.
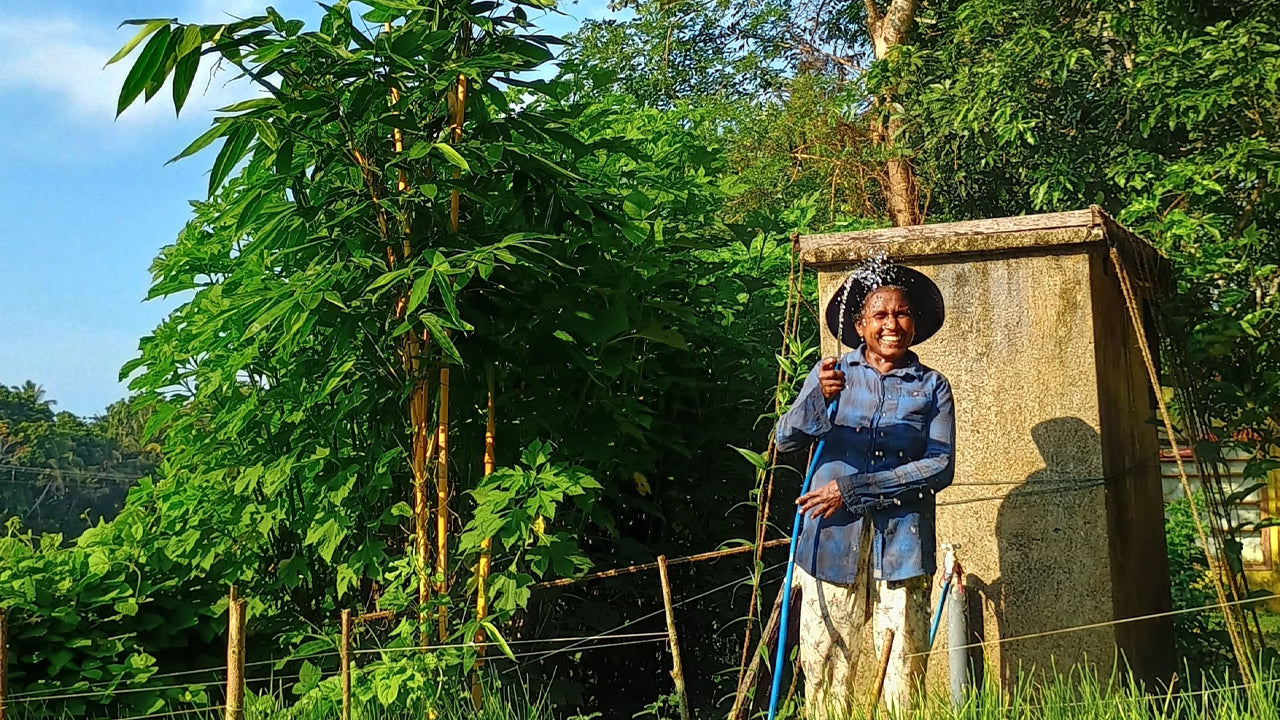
947, 569, 968, 705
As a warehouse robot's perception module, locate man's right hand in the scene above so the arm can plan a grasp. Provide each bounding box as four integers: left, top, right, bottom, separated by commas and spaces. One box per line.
818, 357, 845, 400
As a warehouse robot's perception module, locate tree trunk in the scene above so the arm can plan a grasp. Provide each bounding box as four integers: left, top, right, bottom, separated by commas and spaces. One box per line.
865, 0, 920, 227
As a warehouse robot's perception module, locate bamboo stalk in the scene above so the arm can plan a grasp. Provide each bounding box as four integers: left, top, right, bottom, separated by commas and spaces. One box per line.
657, 556, 692, 720
449, 73, 467, 234
739, 258, 801, 687
413, 397, 436, 646
340, 609, 352, 720
868, 628, 895, 718
472, 365, 497, 709
1, 607, 8, 720
383, 20, 436, 648
225, 592, 247, 720
730, 582, 794, 720
435, 345, 451, 643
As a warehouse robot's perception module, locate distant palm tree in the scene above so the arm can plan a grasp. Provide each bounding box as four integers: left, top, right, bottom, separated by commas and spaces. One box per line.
18, 380, 52, 406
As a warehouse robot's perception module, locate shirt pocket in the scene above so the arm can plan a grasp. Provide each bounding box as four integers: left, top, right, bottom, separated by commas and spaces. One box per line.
895, 386, 933, 428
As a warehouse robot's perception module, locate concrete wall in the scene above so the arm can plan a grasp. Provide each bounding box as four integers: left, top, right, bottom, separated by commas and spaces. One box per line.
812, 240, 1172, 695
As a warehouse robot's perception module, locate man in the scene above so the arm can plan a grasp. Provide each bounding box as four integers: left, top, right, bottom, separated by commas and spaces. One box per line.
776, 262, 954, 716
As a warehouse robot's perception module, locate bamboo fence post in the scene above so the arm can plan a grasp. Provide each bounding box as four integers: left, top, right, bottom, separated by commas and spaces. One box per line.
340, 609, 352, 720
1, 607, 8, 720
471, 365, 497, 709
657, 556, 691, 720
226, 589, 247, 720
867, 628, 895, 718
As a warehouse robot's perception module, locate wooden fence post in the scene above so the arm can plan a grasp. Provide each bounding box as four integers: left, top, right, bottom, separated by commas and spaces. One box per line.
1, 607, 8, 720
226, 588, 247, 720
657, 556, 691, 720
340, 609, 352, 720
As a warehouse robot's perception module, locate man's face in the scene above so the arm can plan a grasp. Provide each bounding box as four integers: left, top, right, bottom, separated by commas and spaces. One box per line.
856, 287, 915, 362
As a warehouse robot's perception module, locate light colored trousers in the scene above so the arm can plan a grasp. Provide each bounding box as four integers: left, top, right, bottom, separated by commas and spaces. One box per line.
794, 557, 931, 717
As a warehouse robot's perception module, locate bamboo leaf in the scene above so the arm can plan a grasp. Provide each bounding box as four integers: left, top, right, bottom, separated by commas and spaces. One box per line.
275, 138, 294, 175
171, 50, 200, 116
433, 143, 470, 172
420, 314, 462, 364
217, 98, 280, 113
209, 123, 255, 196
406, 270, 435, 315
106, 19, 171, 66
166, 120, 228, 165
117, 25, 173, 116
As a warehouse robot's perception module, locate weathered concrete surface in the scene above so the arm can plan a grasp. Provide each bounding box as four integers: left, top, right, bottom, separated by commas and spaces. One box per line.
800, 208, 1174, 700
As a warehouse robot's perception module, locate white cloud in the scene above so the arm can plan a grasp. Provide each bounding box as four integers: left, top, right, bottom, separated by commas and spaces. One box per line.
0, 10, 261, 130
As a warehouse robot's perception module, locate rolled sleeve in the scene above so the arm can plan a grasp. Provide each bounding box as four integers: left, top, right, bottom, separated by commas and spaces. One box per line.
775, 362, 835, 453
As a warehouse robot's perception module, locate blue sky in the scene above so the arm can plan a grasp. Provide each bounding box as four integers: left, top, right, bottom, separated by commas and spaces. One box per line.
0, 0, 609, 417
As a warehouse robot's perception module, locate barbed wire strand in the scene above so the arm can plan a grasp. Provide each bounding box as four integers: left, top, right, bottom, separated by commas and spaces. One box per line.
906, 594, 1270, 660
351, 630, 669, 656
108, 706, 227, 720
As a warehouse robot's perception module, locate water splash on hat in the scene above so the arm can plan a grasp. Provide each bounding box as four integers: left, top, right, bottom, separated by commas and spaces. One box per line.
837, 251, 893, 350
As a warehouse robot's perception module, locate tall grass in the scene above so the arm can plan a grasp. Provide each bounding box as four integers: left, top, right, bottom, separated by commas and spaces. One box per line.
10, 665, 1280, 720
803, 664, 1280, 720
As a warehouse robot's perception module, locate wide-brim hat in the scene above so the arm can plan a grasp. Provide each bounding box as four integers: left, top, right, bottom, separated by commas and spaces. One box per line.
825, 262, 946, 347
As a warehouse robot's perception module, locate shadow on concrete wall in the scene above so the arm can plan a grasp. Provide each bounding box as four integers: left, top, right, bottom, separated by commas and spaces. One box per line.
966, 416, 1106, 686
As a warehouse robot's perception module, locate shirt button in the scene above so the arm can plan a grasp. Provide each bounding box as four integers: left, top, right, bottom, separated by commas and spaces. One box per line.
898, 451, 904, 457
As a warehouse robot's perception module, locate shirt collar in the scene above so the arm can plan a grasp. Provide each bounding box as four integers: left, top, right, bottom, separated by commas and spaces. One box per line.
844, 344, 923, 379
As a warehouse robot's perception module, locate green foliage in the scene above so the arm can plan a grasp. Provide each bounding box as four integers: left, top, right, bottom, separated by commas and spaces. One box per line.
0, 519, 214, 716
1165, 495, 1234, 674
461, 441, 606, 620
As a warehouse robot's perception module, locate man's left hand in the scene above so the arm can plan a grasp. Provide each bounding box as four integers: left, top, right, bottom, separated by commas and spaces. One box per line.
797, 480, 845, 519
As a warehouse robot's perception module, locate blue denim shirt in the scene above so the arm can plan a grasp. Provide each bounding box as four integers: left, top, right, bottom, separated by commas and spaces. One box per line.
776, 346, 955, 584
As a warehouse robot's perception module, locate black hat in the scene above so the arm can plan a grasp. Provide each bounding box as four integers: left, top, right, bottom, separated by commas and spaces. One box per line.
825, 262, 946, 347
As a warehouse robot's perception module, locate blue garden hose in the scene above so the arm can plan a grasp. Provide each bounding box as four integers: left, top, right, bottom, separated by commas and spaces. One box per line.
928, 576, 952, 648
766, 366, 841, 720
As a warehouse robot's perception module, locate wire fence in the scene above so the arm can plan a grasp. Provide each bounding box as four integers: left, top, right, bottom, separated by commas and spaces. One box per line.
2, 533, 1272, 715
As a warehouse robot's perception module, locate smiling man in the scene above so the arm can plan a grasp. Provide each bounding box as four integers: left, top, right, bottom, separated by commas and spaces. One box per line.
775, 262, 954, 717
